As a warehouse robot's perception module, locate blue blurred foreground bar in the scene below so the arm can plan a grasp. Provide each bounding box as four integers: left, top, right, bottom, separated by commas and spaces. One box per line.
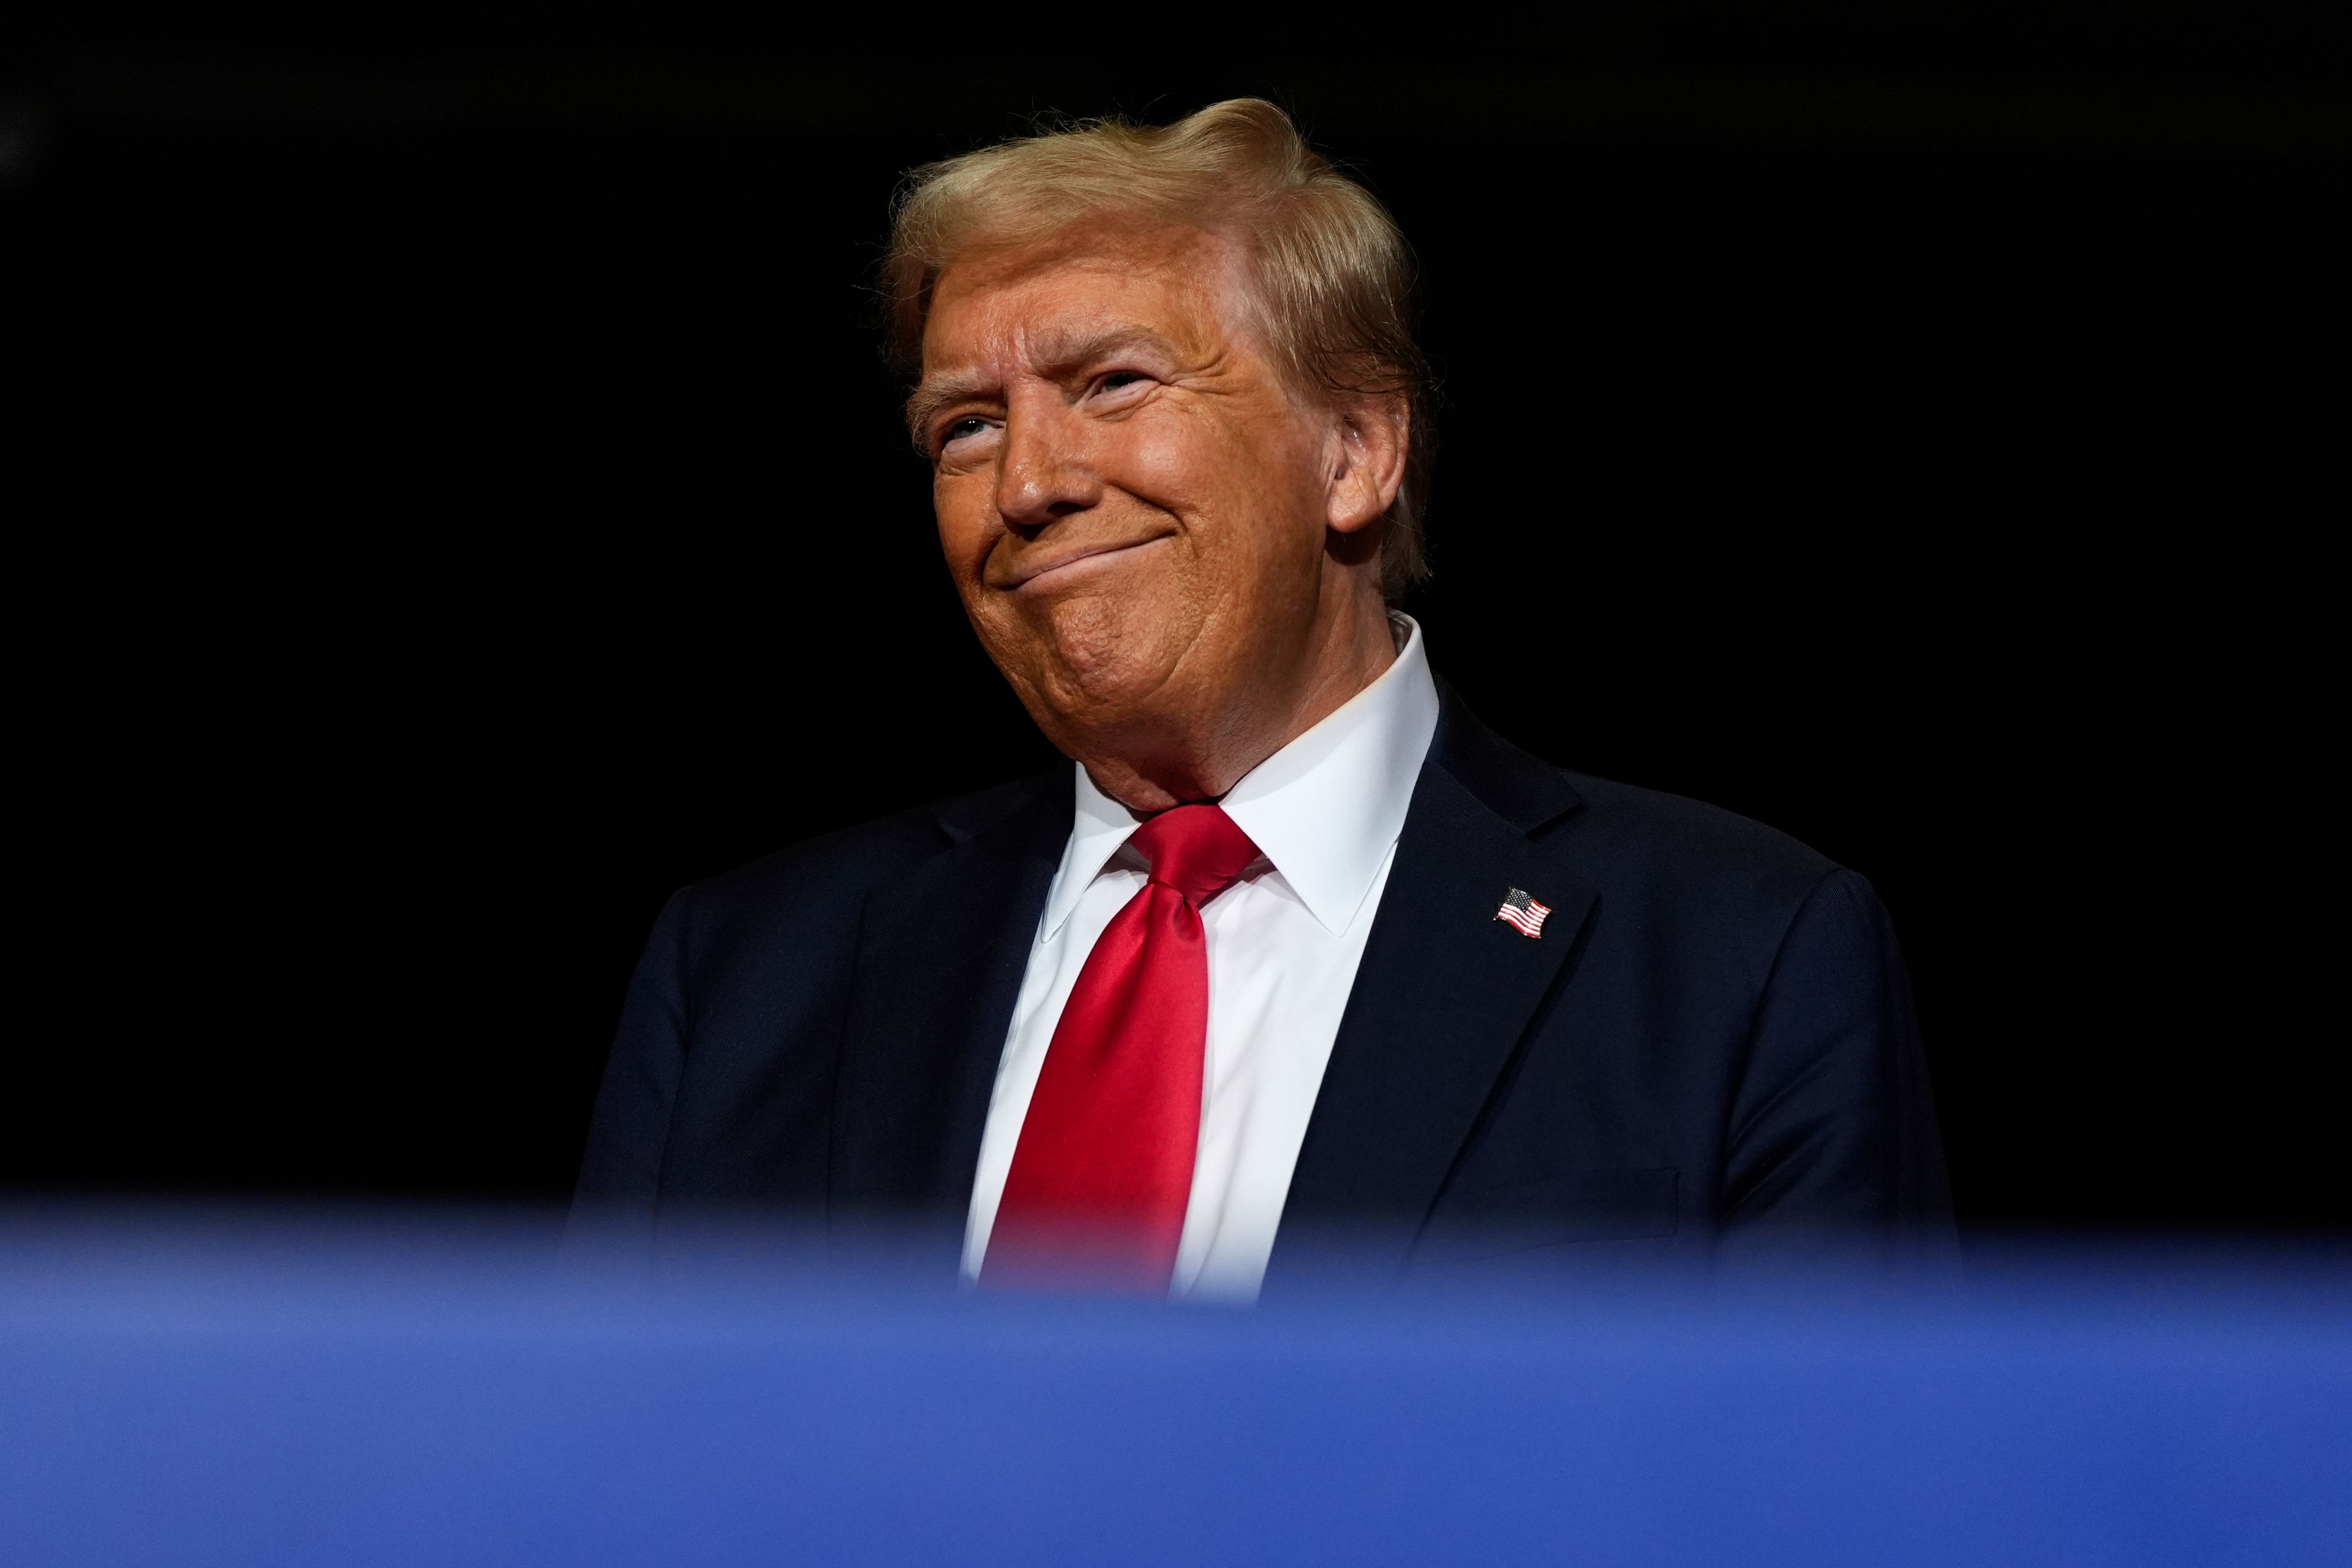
3, 1211, 2348, 1566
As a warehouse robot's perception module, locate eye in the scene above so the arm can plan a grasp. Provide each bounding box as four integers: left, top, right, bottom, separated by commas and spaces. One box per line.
937, 414, 996, 456
1093, 371, 1150, 398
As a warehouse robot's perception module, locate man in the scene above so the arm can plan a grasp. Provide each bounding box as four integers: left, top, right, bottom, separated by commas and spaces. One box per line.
575, 100, 1950, 1297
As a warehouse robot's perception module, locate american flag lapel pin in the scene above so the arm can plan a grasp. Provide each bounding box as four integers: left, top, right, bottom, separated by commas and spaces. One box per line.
1494, 886, 1551, 939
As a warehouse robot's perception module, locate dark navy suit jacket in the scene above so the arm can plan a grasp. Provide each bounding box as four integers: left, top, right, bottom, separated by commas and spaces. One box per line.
576, 686, 1951, 1283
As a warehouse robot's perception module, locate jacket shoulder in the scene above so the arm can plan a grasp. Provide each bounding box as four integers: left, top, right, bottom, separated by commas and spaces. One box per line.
684, 771, 1061, 931
1550, 769, 1845, 911
1430, 687, 1847, 915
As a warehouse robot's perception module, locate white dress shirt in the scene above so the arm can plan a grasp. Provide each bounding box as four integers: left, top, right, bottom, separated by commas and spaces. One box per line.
961, 614, 1441, 1301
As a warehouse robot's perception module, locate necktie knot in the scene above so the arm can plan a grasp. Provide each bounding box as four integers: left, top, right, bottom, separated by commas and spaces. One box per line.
1129, 804, 1260, 907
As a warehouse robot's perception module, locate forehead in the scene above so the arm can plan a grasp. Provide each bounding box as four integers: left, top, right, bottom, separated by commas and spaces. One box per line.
921, 222, 1252, 374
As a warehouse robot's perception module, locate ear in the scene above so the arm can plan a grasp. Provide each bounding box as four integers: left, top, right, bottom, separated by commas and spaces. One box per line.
1323, 393, 1411, 536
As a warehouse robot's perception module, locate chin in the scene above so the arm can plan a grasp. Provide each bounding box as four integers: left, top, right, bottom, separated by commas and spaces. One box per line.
1008, 592, 1194, 733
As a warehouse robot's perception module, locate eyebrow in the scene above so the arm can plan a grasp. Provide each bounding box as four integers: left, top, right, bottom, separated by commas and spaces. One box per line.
903, 375, 995, 444
905, 323, 1178, 445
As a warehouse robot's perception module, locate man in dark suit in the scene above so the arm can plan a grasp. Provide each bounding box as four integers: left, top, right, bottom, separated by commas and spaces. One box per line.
576, 99, 1949, 1297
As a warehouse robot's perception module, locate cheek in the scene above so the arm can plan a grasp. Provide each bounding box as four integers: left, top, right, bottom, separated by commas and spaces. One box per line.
932, 470, 998, 574
1096, 404, 1235, 518
1106, 402, 1324, 552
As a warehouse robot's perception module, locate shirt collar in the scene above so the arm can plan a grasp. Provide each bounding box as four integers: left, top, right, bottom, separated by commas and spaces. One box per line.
1042, 614, 1441, 939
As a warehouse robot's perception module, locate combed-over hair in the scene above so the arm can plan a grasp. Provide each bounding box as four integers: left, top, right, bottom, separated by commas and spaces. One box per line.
882, 98, 1435, 601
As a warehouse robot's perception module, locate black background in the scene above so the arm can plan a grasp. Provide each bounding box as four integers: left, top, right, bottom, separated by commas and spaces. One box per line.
7, 10, 2345, 1231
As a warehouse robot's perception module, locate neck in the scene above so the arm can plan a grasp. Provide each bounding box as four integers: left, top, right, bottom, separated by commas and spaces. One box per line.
1074, 594, 1398, 814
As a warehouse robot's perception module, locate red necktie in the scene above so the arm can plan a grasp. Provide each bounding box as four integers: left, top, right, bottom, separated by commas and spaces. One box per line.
983, 803, 1262, 1293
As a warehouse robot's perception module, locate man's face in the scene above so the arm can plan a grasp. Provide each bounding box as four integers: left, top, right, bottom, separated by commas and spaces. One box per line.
915, 223, 1352, 778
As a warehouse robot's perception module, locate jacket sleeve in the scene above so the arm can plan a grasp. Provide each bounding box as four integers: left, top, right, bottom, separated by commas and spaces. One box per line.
1720, 869, 1954, 1246
571, 889, 692, 1223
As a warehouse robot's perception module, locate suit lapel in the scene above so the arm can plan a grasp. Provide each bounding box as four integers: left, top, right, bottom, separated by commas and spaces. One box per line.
829, 774, 1068, 1226
1269, 689, 1597, 1284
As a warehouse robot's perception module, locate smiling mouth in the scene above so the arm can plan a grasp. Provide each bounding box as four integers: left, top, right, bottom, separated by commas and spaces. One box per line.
1001, 535, 1167, 590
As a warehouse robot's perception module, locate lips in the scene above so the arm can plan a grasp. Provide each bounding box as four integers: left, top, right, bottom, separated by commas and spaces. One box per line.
997, 533, 1169, 590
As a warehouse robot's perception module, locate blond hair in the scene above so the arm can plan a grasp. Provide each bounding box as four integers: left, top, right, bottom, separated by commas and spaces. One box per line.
881, 98, 1434, 601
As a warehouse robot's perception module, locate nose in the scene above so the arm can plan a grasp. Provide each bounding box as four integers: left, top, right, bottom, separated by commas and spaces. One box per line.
993, 394, 1103, 533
